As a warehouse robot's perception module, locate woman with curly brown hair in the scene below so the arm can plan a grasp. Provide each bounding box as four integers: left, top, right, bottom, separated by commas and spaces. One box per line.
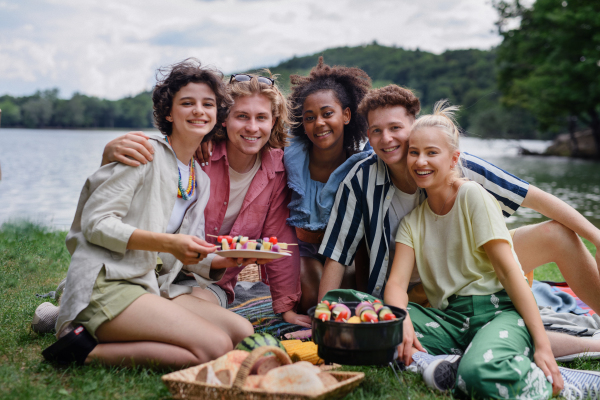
42, 59, 254, 368
284, 57, 373, 312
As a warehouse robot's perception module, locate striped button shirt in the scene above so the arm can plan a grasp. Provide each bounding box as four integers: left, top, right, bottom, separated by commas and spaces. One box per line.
319, 152, 529, 299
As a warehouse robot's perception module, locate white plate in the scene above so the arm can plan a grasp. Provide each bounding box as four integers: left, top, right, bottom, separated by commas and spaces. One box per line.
215, 249, 291, 260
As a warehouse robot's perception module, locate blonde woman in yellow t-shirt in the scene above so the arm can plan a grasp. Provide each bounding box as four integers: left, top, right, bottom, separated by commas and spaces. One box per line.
383, 100, 568, 399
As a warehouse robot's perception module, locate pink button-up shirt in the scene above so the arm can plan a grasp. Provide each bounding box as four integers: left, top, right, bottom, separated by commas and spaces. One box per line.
198, 141, 301, 314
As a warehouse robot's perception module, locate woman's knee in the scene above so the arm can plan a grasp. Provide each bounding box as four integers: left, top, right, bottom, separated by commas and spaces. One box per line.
232, 317, 254, 345
191, 333, 234, 363
536, 220, 579, 249
515, 221, 583, 269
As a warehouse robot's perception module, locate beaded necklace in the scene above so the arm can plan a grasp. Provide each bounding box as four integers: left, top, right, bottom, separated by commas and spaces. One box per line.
164, 135, 196, 200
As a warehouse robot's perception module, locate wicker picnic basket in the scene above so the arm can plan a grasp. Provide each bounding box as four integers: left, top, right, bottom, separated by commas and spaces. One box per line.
238, 264, 261, 283
162, 346, 364, 400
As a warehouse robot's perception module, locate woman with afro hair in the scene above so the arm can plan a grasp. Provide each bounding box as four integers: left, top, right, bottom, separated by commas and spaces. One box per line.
284, 57, 373, 312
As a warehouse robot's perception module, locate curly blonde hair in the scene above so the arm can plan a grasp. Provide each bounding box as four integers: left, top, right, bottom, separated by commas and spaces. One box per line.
212, 72, 291, 150
411, 99, 464, 184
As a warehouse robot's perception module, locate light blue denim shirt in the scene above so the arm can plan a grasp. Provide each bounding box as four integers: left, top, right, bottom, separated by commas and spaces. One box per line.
284, 138, 373, 231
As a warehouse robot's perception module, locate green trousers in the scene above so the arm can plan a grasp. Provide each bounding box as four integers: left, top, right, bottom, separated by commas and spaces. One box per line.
408, 290, 552, 399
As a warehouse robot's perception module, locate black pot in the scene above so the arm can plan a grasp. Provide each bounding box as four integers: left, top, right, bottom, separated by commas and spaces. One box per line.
309, 302, 406, 366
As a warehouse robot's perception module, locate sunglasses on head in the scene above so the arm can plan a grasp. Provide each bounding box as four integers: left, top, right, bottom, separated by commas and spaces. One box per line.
229, 74, 275, 86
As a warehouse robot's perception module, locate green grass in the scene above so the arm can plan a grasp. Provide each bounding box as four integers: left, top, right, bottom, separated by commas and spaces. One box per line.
0, 222, 170, 399
0, 221, 598, 399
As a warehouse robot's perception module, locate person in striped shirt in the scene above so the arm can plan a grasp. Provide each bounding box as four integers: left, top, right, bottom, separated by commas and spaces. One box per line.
318, 84, 600, 324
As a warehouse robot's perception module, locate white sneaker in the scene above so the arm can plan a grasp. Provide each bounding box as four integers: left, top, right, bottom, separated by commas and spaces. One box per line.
421, 356, 461, 391
560, 367, 600, 399
409, 352, 459, 372
31, 302, 59, 333
410, 352, 461, 391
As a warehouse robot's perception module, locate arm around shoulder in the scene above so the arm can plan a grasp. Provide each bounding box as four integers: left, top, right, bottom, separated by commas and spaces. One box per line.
101, 132, 154, 167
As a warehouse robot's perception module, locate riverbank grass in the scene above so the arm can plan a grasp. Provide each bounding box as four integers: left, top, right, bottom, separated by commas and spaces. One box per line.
1, 221, 598, 399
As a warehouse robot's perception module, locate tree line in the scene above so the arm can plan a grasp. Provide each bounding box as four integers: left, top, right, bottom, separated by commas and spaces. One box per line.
0, 89, 153, 129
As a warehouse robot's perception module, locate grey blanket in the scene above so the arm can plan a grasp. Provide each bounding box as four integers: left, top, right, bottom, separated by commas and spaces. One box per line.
540, 306, 600, 336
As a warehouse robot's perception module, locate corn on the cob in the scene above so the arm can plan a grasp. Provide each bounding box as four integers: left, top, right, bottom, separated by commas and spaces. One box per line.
281, 340, 303, 353
281, 340, 323, 365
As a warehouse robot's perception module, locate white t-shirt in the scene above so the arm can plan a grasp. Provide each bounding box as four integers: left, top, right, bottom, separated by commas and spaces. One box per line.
166, 158, 199, 234
387, 186, 421, 285
219, 154, 262, 235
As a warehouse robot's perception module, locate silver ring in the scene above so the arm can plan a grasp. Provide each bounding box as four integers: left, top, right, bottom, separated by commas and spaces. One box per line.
237, 261, 242, 266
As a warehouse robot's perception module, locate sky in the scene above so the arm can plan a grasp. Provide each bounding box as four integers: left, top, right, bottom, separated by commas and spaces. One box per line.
0, 0, 503, 100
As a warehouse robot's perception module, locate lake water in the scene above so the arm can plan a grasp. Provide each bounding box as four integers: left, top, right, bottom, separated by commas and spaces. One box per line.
1, 128, 600, 231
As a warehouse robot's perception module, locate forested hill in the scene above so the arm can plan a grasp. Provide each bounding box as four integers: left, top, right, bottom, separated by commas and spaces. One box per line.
0, 43, 538, 138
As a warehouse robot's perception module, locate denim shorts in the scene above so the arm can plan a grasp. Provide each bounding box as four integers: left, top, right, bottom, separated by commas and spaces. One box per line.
298, 239, 327, 265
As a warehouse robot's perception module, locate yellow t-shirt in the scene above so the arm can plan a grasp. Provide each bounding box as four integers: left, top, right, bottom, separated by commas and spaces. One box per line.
396, 181, 523, 310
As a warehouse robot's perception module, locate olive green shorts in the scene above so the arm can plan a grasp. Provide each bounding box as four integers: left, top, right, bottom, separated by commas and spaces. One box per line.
73, 267, 147, 340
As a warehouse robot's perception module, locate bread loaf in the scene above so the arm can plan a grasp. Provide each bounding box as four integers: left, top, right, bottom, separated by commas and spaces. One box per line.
259, 364, 325, 395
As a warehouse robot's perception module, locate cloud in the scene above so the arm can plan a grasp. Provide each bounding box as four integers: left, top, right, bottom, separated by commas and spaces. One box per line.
150, 20, 242, 48
0, 0, 503, 99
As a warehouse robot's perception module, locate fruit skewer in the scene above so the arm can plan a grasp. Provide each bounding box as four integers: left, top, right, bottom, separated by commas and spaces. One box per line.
207, 234, 295, 252
206, 234, 297, 245
211, 244, 293, 253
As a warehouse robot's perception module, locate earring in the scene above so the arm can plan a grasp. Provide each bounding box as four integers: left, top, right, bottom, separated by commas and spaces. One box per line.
344, 120, 349, 124
166, 116, 173, 122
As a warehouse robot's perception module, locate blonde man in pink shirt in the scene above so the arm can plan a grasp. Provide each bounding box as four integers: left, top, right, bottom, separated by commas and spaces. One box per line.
103, 74, 310, 327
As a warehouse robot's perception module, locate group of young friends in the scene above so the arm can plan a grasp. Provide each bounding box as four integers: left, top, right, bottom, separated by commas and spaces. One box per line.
41, 57, 600, 399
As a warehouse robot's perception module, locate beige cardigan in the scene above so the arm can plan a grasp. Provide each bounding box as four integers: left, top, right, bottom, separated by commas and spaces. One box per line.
56, 133, 223, 335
